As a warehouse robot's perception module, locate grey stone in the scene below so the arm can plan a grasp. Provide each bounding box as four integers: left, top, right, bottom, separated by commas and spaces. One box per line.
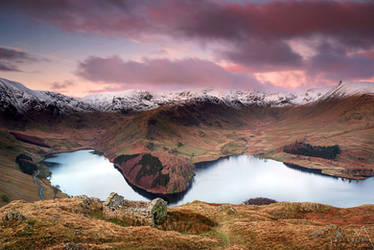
218, 205, 238, 214
148, 198, 167, 226
311, 228, 329, 240
64, 242, 84, 250
1, 211, 25, 225
103, 192, 124, 207
335, 231, 344, 240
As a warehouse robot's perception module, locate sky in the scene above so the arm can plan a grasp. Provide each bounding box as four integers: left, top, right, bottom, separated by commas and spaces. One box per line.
0, 0, 373, 97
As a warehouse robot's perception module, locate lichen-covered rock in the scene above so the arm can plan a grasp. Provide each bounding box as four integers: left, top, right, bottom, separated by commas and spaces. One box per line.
218, 205, 237, 215
1, 211, 25, 226
102, 194, 167, 227
149, 198, 167, 226
103, 192, 124, 207
63, 242, 84, 250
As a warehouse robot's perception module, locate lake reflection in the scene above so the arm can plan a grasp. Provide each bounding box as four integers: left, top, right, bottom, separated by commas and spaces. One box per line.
45, 150, 374, 208
45, 150, 148, 202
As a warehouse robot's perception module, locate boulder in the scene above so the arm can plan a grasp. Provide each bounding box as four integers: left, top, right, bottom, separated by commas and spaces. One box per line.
64, 242, 84, 250
1, 211, 25, 226
103, 192, 124, 207
148, 198, 167, 226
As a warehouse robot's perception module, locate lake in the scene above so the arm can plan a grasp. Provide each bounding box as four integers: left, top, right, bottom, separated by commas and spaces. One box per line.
45, 149, 374, 207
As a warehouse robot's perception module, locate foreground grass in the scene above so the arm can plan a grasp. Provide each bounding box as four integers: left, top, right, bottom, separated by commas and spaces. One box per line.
1, 198, 374, 249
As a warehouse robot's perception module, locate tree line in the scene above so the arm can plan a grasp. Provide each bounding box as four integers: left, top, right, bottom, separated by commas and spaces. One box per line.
283, 141, 341, 160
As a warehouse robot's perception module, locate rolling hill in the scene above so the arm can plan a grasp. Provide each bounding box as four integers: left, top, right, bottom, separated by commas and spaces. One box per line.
0, 77, 374, 204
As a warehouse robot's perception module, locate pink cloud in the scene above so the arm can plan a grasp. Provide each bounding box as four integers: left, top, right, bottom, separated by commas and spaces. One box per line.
50, 80, 75, 91
76, 56, 268, 90
3, 0, 374, 88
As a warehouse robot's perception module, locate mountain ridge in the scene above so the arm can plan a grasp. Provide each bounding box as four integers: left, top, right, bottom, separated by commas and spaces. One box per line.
1, 77, 374, 115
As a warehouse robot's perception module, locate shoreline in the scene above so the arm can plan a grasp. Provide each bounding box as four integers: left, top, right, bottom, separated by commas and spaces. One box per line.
39, 149, 374, 208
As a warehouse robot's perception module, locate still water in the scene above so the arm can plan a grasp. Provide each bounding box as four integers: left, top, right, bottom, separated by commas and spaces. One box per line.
45, 150, 374, 207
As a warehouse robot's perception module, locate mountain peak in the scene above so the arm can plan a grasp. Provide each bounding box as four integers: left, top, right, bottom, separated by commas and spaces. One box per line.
1, 77, 374, 114
322, 81, 374, 100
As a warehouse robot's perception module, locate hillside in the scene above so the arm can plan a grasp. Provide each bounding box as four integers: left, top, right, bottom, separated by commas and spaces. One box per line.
0, 78, 374, 205
0, 78, 330, 115
1, 196, 374, 249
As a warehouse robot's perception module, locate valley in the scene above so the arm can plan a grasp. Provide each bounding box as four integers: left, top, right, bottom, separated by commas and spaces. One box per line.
1, 79, 374, 206
2, 1, 374, 248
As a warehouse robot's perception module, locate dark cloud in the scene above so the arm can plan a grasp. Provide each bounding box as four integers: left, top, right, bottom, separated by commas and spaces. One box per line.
0, 47, 33, 61
0, 63, 21, 72
218, 39, 304, 72
0, 47, 34, 72
51, 80, 75, 90
76, 56, 267, 90
4, 1, 374, 43
307, 42, 374, 82
3, 0, 374, 84
1, 0, 157, 38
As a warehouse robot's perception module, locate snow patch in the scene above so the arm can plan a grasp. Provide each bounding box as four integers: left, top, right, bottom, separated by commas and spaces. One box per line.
1, 77, 373, 114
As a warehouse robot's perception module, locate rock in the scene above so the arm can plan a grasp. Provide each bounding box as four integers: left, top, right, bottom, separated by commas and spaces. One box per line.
148, 198, 167, 226
64, 242, 84, 250
218, 205, 238, 215
1, 211, 25, 225
102, 195, 167, 227
103, 192, 124, 207
335, 231, 344, 239
311, 228, 329, 241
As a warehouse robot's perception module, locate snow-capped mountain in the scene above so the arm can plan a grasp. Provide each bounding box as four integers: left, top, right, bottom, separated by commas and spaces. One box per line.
321, 82, 374, 100
1, 77, 373, 115
82, 88, 328, 112
0, 78, 95, 114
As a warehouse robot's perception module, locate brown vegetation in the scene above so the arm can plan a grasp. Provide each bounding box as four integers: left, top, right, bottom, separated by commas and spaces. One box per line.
9, 132, 50, 148
1, 198, 374, 249
1, 95, 374, 204
114, 152, 194, 194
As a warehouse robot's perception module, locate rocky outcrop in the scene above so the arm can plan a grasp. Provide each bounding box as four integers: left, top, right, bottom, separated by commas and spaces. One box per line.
103, 193, 167, 227
103, 192, 124, 207
1, 211, 25, 226
113, 152, 194, 195
148, 198, 167, 226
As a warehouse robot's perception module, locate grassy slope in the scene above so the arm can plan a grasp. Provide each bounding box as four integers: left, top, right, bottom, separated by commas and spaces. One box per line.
1, 197, 374, 249
0, 95, 374, 205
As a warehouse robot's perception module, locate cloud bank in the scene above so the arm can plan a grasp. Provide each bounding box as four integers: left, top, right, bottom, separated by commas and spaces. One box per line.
76, 56, 267, 90
0, 47, 34, 72
3, 0, 374, 89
